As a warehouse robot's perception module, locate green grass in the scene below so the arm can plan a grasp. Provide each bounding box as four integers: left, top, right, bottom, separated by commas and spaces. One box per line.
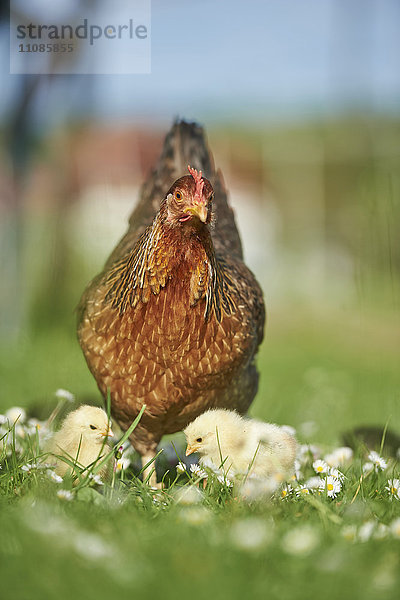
0, 416, 399, 600
254, 307, 400, 438
1, 306, 400, 600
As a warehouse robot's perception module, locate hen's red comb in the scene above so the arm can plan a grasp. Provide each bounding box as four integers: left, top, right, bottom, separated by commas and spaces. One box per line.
188, 165, 205, 203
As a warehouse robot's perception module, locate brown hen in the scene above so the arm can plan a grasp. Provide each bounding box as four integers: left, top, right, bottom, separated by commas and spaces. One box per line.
77, 120, 265, 483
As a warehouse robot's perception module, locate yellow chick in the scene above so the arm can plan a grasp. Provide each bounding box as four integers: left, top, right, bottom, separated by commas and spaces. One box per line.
45, 405, 113, 480
184, 409, 297, 481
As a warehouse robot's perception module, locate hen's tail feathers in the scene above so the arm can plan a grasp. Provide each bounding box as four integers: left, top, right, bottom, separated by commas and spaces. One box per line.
106, 120, 243, 268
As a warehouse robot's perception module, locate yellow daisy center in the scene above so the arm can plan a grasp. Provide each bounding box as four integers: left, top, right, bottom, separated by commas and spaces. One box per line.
327, 483, 334, 491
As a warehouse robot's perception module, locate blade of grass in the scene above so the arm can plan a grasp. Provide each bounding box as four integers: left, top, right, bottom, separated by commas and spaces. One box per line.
304, 493, 342, 525
141, 449, 163, 484
92, 404, 147, 477
379, 418, 390, 456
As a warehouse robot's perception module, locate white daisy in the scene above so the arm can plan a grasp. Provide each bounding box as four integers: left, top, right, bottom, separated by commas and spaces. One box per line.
358, 520, 375, 542
368, 451, 388, 471
25, 418, 46, 436
319, 475, 342, 498
57, 489, 74, 501
121, 440, 133, 452
313, 459, 329, 474
190, 463, 207, 479
73, 531, 113, 560
200, 457, 220, 474
15, 425, 26, 439
116, 456, 131, 471
293, 459, 302, 481
280, 484, 293, 499
328, 467, 345, 482
341, 525, 357, 542
55, 389, 75, 403
21, 463, 36, 472
46, 469, 63, 483
374, 523, 388, 540
281, 525, 319, 556
5, 407, 26, 424
176, 461, 187, 475
230, 518, 272, 551
297, 444, 320, 463
239, 476, 279, 502
305, 476, 322, 490
217, 474, 233, 487
296, 485, 311, 497
89, 473, 104, 486
324, 446, 353, 467
385, 479, 400, 500
362, 461, 374, 474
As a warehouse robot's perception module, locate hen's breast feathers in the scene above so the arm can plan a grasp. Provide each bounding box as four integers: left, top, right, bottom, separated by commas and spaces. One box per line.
78, 224, 263, 407
103, 214, 242, 325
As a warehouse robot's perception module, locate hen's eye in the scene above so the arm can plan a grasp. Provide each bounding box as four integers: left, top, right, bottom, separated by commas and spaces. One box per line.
90, 425, 97, 430
175, 191, 182, 201
196, 437, 202, 443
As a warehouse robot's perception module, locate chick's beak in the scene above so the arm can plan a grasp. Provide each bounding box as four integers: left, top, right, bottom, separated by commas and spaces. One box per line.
185, 444, 198, 456
185, 204, 208, 223
101, 428, 114, 438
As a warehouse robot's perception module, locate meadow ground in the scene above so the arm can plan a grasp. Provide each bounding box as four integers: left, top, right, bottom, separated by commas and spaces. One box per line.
1, 305, 399, 600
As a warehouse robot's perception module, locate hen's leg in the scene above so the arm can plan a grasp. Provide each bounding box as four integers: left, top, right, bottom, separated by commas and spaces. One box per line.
141, 452, 158, 487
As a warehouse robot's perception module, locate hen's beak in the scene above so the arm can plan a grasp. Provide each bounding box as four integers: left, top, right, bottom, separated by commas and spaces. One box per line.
185, 444, 198, 456
185, 204, 207, 223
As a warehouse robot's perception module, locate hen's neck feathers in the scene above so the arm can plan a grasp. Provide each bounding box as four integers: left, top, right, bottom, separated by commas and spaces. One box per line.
106, 212, 236, 321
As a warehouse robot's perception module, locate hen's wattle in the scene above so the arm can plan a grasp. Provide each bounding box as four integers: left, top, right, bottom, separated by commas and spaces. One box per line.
77, 121, 265, 483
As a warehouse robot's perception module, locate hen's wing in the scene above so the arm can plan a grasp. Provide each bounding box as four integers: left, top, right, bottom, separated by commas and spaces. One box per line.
104, 120, 243, 269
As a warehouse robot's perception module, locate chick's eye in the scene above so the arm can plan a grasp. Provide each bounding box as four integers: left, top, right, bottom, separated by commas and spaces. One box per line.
90, 425, 97, 430
196, 437, 202, 443
175, 191, 182, 201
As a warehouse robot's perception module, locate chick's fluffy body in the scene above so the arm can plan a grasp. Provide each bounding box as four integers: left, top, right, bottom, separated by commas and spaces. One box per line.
184, 409, 297, 479
46, 405, 112, 479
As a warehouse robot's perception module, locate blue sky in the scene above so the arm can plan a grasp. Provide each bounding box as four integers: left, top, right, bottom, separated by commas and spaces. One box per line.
2, 0, 400, 128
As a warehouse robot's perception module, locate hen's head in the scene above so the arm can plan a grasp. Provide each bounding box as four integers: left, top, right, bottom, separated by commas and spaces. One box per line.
164, 165, 213, 227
